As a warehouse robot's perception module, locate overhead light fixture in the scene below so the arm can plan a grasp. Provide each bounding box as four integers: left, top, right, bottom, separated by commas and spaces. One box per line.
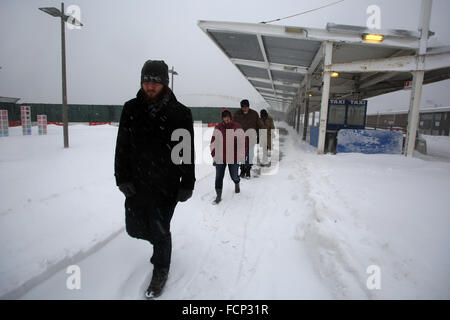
308, 93, 313, 97
283, 66, 296, 71
39, 7, 62, 17
285, 27, 305, 35
362, 33, 384, 43
331, 72, 339, 78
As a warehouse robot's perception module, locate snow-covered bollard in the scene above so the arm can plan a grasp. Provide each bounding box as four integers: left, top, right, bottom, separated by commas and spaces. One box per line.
0, 109, 8, 137
37, 115, 48, 135
21, 105, 31, 135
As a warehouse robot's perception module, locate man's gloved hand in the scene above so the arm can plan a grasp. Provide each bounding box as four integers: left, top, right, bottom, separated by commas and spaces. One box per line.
176, 188, 193, 202
118, 182, 136, 198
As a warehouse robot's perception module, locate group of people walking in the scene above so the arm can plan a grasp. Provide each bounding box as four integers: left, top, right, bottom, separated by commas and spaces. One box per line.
210, 99, 275, 204
114, 59, 275, 298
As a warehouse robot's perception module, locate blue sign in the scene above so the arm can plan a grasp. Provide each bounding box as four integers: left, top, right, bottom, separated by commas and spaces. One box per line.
337, 129, 403, 154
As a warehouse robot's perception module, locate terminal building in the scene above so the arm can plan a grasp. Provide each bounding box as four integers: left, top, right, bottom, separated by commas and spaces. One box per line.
366, 107, 450, 136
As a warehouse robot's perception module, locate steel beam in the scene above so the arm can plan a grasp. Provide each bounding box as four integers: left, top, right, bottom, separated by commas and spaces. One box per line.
318, 41, 333, 154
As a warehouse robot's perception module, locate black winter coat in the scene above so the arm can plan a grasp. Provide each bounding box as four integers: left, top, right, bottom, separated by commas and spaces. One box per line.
114, 87, 195, 200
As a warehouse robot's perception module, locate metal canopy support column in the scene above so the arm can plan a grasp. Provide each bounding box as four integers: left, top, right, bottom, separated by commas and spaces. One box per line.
288, 104, 292, 126
303, 97, 310, 140
290, 101, 294, 127
303, 75, 311, 141
405, 0, 433, 157
290, 100, 294, 127
296, 90, 303, 134
295, 102, 298, 130
293, 96, 298, 130
292, 102, 296, 128
295, 102, 298, 128
317, 41, 333, 154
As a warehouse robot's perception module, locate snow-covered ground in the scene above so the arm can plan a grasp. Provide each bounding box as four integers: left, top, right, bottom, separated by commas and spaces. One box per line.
0, 123, 449, 299
422, 134, 450, 160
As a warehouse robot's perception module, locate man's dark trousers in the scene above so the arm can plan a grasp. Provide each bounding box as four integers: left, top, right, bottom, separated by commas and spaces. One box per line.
125, 192, 177, 270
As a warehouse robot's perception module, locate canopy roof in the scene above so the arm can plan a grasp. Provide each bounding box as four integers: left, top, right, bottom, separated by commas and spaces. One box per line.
198, 20, 450, 112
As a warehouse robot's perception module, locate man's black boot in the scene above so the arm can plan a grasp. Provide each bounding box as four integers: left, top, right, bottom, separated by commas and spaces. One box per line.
145, 267, 169, 299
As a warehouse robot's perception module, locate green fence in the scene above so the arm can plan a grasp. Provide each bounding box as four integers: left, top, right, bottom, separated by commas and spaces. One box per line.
0, 103, 239, 124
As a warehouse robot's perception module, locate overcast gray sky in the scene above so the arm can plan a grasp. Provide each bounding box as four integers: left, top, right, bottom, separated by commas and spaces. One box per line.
1, 0, 449, 113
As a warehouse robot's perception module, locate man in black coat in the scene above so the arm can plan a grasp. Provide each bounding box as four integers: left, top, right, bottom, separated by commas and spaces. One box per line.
114, 60, 195, 298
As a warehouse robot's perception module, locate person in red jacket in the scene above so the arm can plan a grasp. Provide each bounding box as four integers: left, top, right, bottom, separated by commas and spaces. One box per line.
210, 109, 245, 204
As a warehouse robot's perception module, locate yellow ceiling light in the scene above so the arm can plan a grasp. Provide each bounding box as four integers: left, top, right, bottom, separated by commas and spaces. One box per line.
308, 93, 313, 97
285, 27, 305, 35
331, 72, 339, 78
283, 66, 296, 71
363, 33, 384, 43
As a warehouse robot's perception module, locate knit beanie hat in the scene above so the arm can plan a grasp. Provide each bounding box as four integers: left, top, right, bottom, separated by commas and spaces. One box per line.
141, 60, 169, 86
240, 99, 249, 108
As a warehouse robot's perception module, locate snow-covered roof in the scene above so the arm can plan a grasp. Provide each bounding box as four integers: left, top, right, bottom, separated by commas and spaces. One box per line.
0, 96, 20, 104
367, 106, 450, 115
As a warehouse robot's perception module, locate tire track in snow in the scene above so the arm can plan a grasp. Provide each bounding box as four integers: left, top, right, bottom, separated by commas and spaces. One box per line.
2, 227, 125, 300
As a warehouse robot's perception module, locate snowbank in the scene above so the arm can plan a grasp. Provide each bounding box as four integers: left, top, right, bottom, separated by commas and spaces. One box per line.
287, 125, 450, 299
0, 125, 124, 298
423, 134, 450, 159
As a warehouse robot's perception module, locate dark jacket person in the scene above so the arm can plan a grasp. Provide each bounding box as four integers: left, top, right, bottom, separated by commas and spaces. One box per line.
260, 109, 275, 151
233, 99, 265, 178
114, 60, 195, 298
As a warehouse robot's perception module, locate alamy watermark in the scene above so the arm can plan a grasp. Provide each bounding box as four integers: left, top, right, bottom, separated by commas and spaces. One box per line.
66, 265, 81, 290
66, 5, 82, 30
366, 265, 381, 290
366, 5, 381, 30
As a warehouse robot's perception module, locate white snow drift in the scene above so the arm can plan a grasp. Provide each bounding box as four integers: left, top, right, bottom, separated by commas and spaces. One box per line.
0, 123, 449, 299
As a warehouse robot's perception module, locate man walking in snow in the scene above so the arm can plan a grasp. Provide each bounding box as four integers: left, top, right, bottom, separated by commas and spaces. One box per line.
114, 60, 195, 298
233, 99, 265, 178
260, 109, 275, 152
210, 109, 245, 204
258, 109, 275, 166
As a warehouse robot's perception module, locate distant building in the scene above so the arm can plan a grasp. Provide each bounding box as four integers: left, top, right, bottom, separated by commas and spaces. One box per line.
367, 107, 450, 136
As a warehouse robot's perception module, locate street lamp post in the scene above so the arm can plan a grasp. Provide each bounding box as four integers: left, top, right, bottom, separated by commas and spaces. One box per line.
168, 66, 178, 92
39, 3, 83, 148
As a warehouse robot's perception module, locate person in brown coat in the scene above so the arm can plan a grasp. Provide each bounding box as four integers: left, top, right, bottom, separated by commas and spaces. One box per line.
260, 109, 275, 152
233, 99, 265, 178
